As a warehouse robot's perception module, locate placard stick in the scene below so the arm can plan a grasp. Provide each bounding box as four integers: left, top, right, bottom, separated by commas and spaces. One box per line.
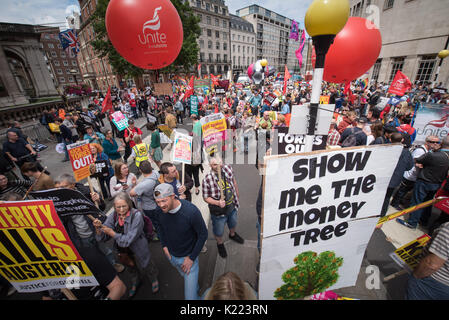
23, 166, 47, 200
182, 163, 185, 186
87, 176, 101, 209
383, 269, 408, 282
217, 165, 225, 200
61, 288, 78, 300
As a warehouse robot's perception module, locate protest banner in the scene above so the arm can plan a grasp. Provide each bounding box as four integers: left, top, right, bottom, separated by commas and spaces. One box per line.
89, 160, 109, 179
412, 103, 449, 144
289, 104, 334, 135
111, 111, 129, 131
264, 93, 277, 106
67, 140, 94, 182
190, 95, 199, 116
375, 97, 389, 112
319, 96, 330, 105
29, 188, 104, 218
200, 113, 227, 154
388, 71, 412, 96
389, 234, 431, 273
0, 200, 98, 293
194, 79, 211, 91
260, 144, 403, 299
276, 127, 326, 155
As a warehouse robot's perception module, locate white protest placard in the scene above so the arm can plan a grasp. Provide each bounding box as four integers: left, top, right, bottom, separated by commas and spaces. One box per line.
260, 144, 402, 300
288, 104, 335, 135
172, 132, 193, 165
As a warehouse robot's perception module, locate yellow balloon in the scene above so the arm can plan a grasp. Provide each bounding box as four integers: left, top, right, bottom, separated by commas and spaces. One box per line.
260, 59, 268, 67
305, 0, 350, 37
438, 50, 449, 59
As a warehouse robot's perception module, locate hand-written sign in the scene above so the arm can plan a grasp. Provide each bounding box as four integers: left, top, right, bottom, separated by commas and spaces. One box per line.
276, 127, 326, 155
0, 200, 98, 293
260, 145, 403, 299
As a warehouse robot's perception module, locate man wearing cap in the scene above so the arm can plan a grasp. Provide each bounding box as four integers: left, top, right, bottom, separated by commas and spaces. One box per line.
202, 156, 244, 258
339, 117, 368, 147
154, 183, 208, 300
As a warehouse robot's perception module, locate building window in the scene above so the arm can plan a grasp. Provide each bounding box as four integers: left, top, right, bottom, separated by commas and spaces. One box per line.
233, 44, 235, 52
61, 52, 66, 58
389, 57, 405, 82
384, 0, 394, 10
57, 69, 63, 74
207, 16, 211, 24
224, 54, 227, 63
223, 43, 227, 50
198, 14, 202, 22
215, 31, 219, 38
214, 6, 219, 14
206, 3, 210, 11
208, 40, 212, 49
223, 21, 227, 28
222, 8, 226, 15
199, 39, 204, 48
216, 54, 221, 62
415, 55, 437, 83
72, 60, 77, 66
48, 43, 54, 48
54, 60, 60, 66
209, 53, 213, 63
200, 52, 205, 62
216, 42, 220, 50
63, 60, 69, 66
51, 51, 57, 57
196, 0, 201, 8
372, 59, 382, 82
238, 45, 240, 53
68, 76, 74, 82
207, 29, 212, 37
215, 18, 219, 27
59, 77, 66, 83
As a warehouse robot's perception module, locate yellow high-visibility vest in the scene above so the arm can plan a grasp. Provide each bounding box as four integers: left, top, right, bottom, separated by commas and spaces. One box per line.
132, 143, 150, 167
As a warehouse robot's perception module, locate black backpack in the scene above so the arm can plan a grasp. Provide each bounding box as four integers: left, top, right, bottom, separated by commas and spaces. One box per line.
341, 128, 363, 148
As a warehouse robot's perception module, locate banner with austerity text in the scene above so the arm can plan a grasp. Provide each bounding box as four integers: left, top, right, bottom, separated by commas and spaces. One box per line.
0, 200, 98, 293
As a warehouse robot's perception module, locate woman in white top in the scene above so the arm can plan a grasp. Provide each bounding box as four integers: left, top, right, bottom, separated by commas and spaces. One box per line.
109, 162, 137, 203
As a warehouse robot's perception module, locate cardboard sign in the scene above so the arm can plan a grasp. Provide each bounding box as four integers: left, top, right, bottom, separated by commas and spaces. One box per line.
30, 188, 104, 218
389, 234, 431, 273
111, 111, 129, 131
260, 144, 403, 300
276, 127, 326, 155
67, 140, 94, 182
153, 83, 173, 96
190, 96, 199, 116
413, 103, 449, 144
264, 93, 277, 106
172, 132, 193, 165
200, 113, 227, 154
289, 104, 335, 135
0, 200, 98, 293
90, 160, 109, 179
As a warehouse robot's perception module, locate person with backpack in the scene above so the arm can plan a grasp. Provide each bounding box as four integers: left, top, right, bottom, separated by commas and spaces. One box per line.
339, 117, 368, 147
130, 160, 160, 241
390, 135, 440, 210
94, 192, 160, 297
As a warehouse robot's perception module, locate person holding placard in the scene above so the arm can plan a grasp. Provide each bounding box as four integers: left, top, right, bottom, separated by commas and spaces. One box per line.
90, 143, 114, 199
158, 162, 193, 202
202, 157, 244, 258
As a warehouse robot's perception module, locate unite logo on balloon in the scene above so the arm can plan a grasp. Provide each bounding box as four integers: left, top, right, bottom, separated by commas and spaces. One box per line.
138, 6, 168, 49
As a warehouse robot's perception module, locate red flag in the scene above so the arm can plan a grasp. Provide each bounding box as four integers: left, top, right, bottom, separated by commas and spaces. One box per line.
388, 71, 412, 96
198, 64, 201, 72
210, 74, 219, 86
101, 87, 113, 113
204, 95, 208, 105
184, 76, 195, 101
283, 65, 291, 95
343, 81, 351, 96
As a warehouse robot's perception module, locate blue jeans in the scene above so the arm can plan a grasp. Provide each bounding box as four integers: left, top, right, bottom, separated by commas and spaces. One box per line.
406, 275, 449, 300
169, 255, 200, 300
407, 179, 440, 227
210, 208, 238, 237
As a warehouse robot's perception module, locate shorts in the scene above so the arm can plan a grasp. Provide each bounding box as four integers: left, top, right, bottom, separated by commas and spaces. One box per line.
210, 208, 238, 237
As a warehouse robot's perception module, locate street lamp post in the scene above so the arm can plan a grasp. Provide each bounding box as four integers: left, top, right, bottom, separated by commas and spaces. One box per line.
433, 45, 449, 88
303, 0, 350, 151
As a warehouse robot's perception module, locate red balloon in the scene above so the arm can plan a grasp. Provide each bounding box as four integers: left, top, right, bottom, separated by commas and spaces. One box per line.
106, 0, 183, 70
312, 17, 381, 83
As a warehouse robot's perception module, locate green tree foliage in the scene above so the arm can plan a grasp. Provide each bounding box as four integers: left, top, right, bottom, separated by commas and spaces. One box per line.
90, 0, 200, 77
274, 251, 343, 300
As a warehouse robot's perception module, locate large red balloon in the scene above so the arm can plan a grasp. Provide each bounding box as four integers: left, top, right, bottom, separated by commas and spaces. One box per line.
106, 0, 183, 70
312, 17, 381, 83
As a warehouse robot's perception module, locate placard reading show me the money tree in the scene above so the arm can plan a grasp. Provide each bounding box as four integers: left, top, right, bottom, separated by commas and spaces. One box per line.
260, 144, 402, 300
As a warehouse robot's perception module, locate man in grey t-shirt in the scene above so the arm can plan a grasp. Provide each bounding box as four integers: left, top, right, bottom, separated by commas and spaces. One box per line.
130, 160, 160, 239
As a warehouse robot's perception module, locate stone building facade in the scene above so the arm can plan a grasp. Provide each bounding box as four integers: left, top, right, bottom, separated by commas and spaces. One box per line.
229, 14, 256, 76
350, 0, 449, 87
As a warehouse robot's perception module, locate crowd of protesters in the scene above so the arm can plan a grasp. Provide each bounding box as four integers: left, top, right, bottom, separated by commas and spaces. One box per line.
0, 73, 449, 301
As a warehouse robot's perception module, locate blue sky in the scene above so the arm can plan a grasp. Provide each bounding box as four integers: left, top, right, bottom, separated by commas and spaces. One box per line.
0, 0, 313, 28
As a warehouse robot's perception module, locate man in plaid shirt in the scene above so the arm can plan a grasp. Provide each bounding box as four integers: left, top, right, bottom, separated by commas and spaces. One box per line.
327, 120, 341, 147
202, 156, 244, 258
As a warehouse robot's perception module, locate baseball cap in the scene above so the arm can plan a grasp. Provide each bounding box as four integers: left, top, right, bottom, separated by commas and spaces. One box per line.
357, 117, 367, 124
154, 183, 175, 199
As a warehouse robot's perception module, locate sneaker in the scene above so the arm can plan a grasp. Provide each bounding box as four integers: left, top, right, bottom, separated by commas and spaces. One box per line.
114, 263, 125, 273
229, 232, 245, 244
217, 243, 227, 258
152, 234, 159, 241
201, 245, 208, 253
396, 218, 417, 229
